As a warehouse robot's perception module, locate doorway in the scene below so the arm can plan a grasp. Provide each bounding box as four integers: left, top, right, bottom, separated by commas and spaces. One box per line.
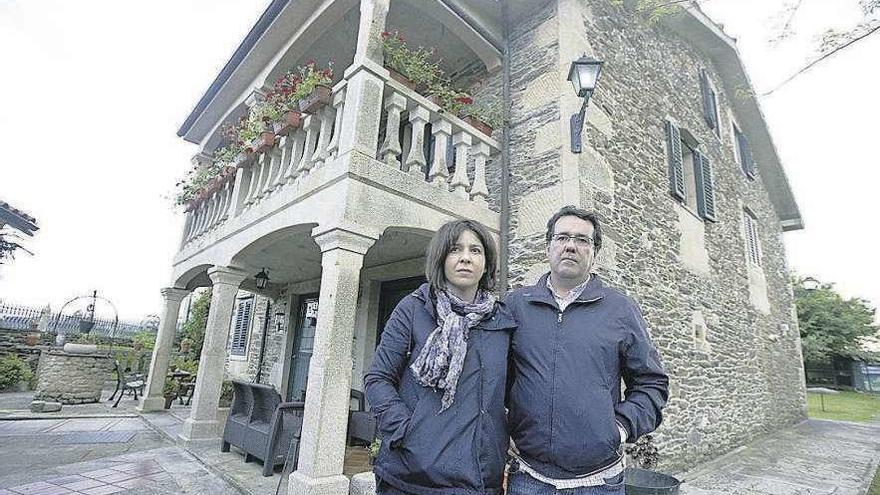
286, 293, 319, 401
376, 276, 426, 345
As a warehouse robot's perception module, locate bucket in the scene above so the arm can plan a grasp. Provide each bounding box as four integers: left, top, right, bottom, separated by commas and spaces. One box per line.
624, 467, 682, 495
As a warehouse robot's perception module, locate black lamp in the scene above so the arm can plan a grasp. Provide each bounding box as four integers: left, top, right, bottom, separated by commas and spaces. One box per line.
567, 55, 604, 153
255, 268, 270, 290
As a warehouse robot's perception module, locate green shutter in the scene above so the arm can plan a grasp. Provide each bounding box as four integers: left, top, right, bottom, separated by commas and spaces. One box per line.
736, 129, 756, 179
694, 150, 717, 222
666, 120, 686, 200
699, 69, 717, 130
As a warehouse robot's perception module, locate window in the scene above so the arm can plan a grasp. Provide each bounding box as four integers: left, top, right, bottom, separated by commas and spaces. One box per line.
665, 120, 717, 222
699, 69, 721, 137
230, 295, 254, 356
733, 124, 756, 180
743, 209, 762, 266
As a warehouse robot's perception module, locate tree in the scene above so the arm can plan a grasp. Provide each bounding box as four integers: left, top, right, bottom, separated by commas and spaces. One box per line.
179, 288, 211, 359
0, 227, 33, 264
794, 276, 879, 363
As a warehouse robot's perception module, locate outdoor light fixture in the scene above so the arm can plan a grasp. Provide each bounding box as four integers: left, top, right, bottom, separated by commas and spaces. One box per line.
255, 268, 270, 290
567, 55, 604, 153
801, 276, 820, 291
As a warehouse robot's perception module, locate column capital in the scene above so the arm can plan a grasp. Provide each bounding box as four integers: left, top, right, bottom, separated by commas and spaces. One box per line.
207, 266, 249, 286
160, 287, 189, 302
311, 227, 377, 255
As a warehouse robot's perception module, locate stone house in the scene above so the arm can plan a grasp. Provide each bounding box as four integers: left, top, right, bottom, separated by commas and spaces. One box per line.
140, 0, 807, 493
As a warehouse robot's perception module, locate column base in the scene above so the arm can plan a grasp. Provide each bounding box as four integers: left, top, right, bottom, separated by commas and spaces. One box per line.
178, 417, 222, 443
288, 471, 349, 495
137, 395, 167, 413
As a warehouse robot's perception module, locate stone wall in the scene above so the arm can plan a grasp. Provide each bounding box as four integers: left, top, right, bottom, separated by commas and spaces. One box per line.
223, 290, 290, 392
504, 0, 806, 471
34, 350, 113, 404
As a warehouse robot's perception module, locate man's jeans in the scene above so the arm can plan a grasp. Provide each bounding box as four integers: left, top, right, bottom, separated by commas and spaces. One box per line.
506, 469, 625, 495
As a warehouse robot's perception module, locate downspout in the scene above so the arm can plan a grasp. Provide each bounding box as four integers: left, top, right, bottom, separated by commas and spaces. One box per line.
254, 298, 271, 384
499, 1, 512, 293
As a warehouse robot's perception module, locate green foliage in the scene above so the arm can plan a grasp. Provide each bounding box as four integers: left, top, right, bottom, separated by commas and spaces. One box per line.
173, 161, 226, 206
460, 99, 504, 129
428, 80, 473, 115
219, 379, 234, 408
380, 30, 441, 86
0, 354, 33, 390
181, 289, 211, 359
795, 276, 879, 363
290, 60, 334, 102
170, 357, 199, 376
369, 438, 381, 461
75, 333, 98, 344
132, 330, 156, 351
163, 376, 178, 397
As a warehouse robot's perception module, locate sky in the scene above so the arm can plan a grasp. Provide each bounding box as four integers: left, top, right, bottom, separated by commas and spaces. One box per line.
0, 0, 878, 322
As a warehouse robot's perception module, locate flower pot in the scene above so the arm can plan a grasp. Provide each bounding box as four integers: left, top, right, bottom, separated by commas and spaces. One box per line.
234, 151, 254, 167
25, 333, 40, 346
273, 110, 303, 136
298, 85, 332, 114
463, 115, 493, 137
386, 67, 417, 91
250, 130, 276, 153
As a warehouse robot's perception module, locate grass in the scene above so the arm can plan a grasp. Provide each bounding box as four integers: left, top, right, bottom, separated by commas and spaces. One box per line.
806, 390, 880, 423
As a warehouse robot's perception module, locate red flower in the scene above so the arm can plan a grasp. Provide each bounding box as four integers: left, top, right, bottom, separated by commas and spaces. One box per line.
381, 31, 390, 38
455, 96, 474, 105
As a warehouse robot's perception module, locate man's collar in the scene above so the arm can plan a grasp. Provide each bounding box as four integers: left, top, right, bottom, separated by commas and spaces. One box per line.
547, 273, 592, 300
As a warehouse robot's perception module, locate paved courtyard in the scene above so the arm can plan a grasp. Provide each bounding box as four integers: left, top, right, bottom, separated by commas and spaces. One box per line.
1, 389, 879, 495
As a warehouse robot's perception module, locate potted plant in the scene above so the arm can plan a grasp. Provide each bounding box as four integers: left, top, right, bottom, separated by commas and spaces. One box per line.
380, 30, 440, 91
163, 377, 177, 409
460, 101, 502, 137
267, 70, 305, 135
296, 60, 334, 114
179, 338, 192, 354
429, 81, 474, 116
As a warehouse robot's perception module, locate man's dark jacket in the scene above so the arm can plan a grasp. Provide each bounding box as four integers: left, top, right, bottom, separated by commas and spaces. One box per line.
506, 273, 668, 478
364, 284, 517, 495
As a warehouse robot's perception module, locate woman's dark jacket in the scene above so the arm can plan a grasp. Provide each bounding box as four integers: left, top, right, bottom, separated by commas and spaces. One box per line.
364, 284, 516, 495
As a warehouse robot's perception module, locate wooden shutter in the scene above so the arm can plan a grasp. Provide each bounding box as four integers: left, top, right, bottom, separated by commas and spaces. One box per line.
736, 128, 756, 179
694, 150, 717, 222
231, 297, 253, 356
699, 69, 717, 130
666, 120, 686, 200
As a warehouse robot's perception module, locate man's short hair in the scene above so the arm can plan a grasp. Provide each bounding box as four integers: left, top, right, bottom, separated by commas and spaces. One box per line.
545, 206, 603, 253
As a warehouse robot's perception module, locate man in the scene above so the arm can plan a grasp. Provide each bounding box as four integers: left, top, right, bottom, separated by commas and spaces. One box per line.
505, 206, 669, 494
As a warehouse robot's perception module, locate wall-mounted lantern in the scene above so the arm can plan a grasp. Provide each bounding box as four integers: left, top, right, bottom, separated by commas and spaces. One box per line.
567, 55, 604, 153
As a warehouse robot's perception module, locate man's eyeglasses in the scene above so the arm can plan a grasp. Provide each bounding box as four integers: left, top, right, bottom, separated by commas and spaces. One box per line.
551, 234, 594, 247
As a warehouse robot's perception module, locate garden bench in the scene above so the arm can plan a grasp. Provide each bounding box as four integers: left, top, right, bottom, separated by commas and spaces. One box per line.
108, 360, 145, 408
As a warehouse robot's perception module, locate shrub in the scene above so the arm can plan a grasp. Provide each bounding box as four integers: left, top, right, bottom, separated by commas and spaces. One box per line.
380, 30, 440, 87
0, 354, 34, 390
219, 380, 234, 408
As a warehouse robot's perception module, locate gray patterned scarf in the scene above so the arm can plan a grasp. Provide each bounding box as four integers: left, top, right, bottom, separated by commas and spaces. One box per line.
410, 289, 497, 412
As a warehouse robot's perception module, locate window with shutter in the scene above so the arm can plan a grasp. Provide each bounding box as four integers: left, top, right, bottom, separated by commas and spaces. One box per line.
666, 120, 686, 200
230, 296, 253, 356
694, 150, 717, 222
743, 210, 762, 266
733, 124, 756, 180
699, 69, 720, 136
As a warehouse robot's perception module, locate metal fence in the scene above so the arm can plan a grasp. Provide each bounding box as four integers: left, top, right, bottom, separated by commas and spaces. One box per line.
0, 300, 152, 339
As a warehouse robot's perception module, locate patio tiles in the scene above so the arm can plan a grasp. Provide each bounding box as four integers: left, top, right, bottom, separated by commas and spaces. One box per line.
55, 480, 103, 492
78, 487, 124, 495
91, 472, 137, 484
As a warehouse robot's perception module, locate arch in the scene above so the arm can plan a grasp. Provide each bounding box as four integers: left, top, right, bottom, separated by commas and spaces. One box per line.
229, 223, 322, 286
174, 264, 214, 291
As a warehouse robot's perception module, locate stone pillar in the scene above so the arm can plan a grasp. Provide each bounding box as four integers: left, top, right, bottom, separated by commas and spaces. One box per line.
139, 287, 189, 412
288, 228, 376, 495
179, 266, 248, 442
337, 0, 390, 160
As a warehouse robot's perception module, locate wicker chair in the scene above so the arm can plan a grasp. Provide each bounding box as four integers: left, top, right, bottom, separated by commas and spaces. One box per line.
220, 381, 306, 477
347, 389, 377, 447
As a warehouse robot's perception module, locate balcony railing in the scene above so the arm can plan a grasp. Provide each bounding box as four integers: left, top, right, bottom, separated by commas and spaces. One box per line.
181, 68, 501, 249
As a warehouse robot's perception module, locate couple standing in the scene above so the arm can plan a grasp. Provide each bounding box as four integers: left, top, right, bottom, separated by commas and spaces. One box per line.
365, 206, 669, 495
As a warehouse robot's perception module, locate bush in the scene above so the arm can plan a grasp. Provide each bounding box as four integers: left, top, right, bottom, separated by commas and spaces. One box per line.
0, 354, 34, 390
219, 380, 234, 408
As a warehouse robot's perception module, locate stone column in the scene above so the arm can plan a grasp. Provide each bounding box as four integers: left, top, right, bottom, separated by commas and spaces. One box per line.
288, 228, 376, 495
337, 0, 390, 160
179, 266, 248, 442
139, 287, 189, 412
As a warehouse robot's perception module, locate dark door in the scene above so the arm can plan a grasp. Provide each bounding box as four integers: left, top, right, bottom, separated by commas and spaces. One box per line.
287, 294, 319, 401
376, 276, 426, 346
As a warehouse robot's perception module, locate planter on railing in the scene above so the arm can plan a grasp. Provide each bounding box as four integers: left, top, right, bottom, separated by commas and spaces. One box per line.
387, 67, 417, 91
462, 115, 493, 137
251, 124, 276, 153
273, 110, 303, 135
234, 150, 254, 167
299, 85, 332, 114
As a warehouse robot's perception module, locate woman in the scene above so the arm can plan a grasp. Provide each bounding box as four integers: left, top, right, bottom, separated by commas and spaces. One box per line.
364, 219, 516, 495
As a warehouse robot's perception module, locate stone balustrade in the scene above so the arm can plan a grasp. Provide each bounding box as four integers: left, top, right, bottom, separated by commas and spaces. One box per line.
180, 68, 500, 249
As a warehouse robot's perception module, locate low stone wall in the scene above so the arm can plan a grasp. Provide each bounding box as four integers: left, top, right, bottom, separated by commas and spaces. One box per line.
34, 350, 113, 404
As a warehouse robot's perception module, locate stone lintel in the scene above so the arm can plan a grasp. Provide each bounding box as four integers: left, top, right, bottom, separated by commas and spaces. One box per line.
311, 227, 377, 255
160, 287, 189, 302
